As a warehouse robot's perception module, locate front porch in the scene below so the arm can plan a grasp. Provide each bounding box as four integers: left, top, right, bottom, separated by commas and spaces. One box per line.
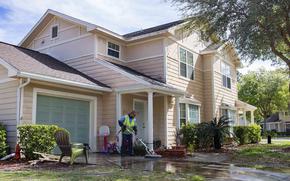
236, 100, 257, 126
115, 86, 184, 150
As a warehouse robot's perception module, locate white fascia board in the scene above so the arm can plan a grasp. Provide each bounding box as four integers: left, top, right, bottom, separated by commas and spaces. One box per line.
17, 72, 112, 92
115, 84, 185, 96
0, 58, 18, 77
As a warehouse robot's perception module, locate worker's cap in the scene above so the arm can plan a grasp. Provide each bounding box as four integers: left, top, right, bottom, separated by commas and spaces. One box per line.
129, 110, 137, 116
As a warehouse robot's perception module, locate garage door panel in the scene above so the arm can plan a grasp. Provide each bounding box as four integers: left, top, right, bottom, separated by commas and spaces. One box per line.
36, 95, 90, 144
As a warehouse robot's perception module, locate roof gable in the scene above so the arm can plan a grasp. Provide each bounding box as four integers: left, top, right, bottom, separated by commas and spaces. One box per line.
0, 41, 110, 91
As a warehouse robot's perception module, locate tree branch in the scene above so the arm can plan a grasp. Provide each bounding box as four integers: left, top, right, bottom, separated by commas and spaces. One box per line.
279, 26, 290, 48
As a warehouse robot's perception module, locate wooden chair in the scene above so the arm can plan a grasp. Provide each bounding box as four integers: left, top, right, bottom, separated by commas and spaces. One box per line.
54, 129, 89, 165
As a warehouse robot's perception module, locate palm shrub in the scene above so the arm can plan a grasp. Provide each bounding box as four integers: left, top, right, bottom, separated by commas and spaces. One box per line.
209, 116, 232, 149
0, 124, 7, 158
195, 122, 213, 150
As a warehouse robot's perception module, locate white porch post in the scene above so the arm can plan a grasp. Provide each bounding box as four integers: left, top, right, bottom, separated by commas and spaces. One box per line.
176, 96, 180, 129
116, 92, 122, 147
250, 111, 254, 124
243, 109, 247, 125
147, 91, 154, 151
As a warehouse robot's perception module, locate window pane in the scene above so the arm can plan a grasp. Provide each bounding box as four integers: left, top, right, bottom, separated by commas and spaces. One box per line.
180, 119, 186, 127
222, 75, 227, 87
227, 77, 231, 89
180, 62, 187, 77
187, 52, 193, 66
108, 49, 119, 58
180, 48, 186, 63
188, 104, 199, 124
108, 42, 120, 51
221, 62, 231, 77
187, 65, 194, 80
52, 26, 58, 38
180, 103, 186, 118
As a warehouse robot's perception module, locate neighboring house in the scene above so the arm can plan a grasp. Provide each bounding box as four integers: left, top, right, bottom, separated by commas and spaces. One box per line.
264, 105, 290, 132
0, 9, 256, 151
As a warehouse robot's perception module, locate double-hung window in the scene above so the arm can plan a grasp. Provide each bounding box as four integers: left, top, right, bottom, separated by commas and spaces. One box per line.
179, 103, 199, 127
221, 62, 231, 89
108, 42, 120, 58
221, 109, 236, 125
179, 48, 194, 80
51, 25, 58, 39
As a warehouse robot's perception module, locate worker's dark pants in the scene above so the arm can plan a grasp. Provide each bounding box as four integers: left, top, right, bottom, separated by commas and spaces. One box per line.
121, 133, 133, 156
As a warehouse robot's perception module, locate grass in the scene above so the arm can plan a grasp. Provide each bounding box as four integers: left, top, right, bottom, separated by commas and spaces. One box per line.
230, 139, 290, 172
0, 165, 205, 181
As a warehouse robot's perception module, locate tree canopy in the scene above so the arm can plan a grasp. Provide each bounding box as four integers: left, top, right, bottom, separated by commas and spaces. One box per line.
170, 0, 290, 69
238, 69, 289, 122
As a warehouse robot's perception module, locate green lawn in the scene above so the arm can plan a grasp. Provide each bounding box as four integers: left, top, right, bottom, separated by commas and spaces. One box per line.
230, 139, 290, 172
0, 166, 205, 181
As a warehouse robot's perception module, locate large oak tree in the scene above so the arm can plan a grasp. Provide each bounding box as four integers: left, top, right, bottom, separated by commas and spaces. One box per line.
170, 0, 290, 69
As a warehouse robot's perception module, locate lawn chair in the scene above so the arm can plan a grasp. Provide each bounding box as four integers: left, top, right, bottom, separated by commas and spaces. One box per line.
54, 129, 89, 165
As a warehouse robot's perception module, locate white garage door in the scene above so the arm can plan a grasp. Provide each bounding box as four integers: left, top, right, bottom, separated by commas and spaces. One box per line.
36, 95, 90, 144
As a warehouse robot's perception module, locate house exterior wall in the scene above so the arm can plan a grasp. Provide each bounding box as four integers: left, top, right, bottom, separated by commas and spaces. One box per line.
212, 51, 238, 118
27, 16, 95, 62
0, 65, 18, 149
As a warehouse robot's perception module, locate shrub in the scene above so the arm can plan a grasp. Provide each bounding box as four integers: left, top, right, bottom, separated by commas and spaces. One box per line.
0, 124, 7, 158
234, 124, 261, 145
195, 123, 213, 150
234, 126, 249, 145
180, 123, 196, 147
18, 124, 59, 160
247, 124, 262, 143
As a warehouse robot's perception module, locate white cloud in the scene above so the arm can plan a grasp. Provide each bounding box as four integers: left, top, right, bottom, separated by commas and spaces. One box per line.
0, 0, 283, 72
0, 0, 179, 44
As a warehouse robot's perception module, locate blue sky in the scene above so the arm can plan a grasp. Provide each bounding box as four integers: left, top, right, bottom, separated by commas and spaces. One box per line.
0, 0, 282, 73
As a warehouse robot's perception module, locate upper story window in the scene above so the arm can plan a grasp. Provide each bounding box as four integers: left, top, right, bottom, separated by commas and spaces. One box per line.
221, 62, 231, 89
51, 25, 58, 39
179, 48, 194, 80
180, 103, 199, 127
108, 42, 120, 58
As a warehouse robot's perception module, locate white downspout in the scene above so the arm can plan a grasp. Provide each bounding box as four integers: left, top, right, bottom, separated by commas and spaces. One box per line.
16, 78, 31, 126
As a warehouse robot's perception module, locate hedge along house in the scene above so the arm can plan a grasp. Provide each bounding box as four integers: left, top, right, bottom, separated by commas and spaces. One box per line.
0, 9, 256, 152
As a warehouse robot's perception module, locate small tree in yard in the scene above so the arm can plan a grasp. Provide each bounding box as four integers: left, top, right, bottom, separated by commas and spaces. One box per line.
238, 69, 289, 128
209, 116, 232, 149
169, 0, 290, 70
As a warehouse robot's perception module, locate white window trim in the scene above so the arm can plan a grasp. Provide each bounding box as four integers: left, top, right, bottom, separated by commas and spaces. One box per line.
106, 40, 121, 59
32, 88, 97, 151
221, 61, 232, 89
180, 103, 200, 125
50, 24, 59, 40
178, 47, 195, 81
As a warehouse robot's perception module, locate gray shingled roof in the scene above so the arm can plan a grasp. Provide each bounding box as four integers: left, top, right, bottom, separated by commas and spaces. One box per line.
109, 61, 183, 92
123, 20, 184, 38
201, 43, 223, 52
0, 42, 110, 88
265, 113, 281, 123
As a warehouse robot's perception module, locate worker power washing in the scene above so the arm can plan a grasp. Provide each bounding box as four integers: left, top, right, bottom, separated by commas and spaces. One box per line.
118, 110, 161, 158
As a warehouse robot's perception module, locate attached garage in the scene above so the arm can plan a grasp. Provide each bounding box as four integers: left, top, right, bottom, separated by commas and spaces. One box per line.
32, 88, 97, 151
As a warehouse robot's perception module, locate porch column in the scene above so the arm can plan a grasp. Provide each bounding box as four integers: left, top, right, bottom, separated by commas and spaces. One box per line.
250, 111, 254, 124
147, 91, 154, 151
116, 92, 122, 147
176, 96, 180, 129
243, 109, 247, 125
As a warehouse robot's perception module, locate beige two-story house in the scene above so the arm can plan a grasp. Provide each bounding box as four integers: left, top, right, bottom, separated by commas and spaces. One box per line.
0, 9, 256, 151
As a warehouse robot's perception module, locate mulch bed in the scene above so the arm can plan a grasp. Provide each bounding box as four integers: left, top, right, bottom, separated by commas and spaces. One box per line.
0, 159, 90, 171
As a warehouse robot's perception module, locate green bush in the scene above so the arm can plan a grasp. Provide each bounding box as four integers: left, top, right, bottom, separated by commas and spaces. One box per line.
0, 124, 7, 158
18, 124, 59, 160
234, 126, 249, 145
180, 123, 196, 147
247, 124, 262, 143
234, 124, 261, 145
195, 123, 213, 150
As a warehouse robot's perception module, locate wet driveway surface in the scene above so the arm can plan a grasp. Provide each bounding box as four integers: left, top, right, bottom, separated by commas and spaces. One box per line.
79, 154, 290, 181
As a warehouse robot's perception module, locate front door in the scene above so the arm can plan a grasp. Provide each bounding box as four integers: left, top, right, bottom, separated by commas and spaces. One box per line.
133, 99, 148, 142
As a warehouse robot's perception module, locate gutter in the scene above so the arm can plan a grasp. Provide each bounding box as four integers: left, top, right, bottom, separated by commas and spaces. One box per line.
17, 72, 112, 92
16, 78, 31, 125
